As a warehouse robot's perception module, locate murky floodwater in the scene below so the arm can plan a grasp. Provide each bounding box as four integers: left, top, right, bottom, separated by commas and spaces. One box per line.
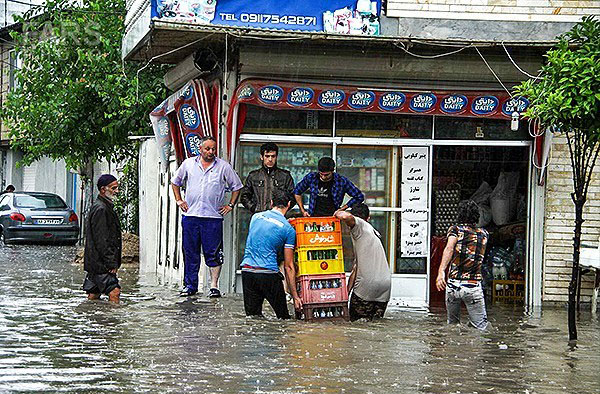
0, 244, 598, 393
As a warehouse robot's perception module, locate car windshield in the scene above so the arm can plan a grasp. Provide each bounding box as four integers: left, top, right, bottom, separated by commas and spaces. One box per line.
15, 195, 67, 209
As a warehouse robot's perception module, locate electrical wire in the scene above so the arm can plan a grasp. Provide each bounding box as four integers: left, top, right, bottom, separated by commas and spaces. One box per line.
501, 42, 541, 80
394, 41, 473, 59
473, 45, 512, 97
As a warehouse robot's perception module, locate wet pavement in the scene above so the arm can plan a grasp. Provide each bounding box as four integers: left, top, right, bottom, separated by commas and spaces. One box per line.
0, 244, 599, 393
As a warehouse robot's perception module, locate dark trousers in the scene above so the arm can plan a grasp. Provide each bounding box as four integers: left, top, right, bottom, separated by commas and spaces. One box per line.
181, 216, 224, 293
242, 271, 290, 319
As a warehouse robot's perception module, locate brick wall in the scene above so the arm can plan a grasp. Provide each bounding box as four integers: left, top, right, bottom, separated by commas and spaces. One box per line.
544, 136, 600, 302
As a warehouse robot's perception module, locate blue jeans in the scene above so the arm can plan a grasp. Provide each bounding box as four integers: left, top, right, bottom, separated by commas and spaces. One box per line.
445, 281, 488, 330
181, 216, 224, 293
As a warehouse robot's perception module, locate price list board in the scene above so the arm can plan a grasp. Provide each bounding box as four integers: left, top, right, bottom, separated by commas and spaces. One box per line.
400, 147, 429, 257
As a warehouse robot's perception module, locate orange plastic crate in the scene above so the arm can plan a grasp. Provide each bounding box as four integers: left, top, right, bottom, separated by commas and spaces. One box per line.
290, 217, 341, 235
296, 231, 342, 247
296, 273, 348, 304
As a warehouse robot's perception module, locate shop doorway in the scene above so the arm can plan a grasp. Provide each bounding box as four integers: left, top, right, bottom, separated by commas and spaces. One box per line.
430, 146, 529, 307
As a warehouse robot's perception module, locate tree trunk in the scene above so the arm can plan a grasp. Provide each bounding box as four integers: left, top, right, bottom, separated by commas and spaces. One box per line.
568, 201, 584, 341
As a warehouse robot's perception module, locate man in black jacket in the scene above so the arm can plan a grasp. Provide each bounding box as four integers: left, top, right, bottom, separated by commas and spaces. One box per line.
240, 142, 295, 214
83, 174, 122, 303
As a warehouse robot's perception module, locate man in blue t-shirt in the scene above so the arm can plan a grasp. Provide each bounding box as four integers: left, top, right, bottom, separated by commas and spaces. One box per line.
241, 190, 302, 318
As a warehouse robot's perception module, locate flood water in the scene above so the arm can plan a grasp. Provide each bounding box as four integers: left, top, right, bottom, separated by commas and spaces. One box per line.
0, 244, 599, 393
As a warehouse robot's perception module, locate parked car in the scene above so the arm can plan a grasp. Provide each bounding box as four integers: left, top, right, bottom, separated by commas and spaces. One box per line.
0, 192, 79, 245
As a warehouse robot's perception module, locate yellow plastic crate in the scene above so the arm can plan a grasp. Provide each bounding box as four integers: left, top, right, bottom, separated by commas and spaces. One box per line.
492, 280, 525, 303
295, 245, 344, 276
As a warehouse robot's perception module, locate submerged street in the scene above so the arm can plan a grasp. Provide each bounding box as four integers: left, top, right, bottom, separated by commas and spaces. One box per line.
0, 244, 599, 393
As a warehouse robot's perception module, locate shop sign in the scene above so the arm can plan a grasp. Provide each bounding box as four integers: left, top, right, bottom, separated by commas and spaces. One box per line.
157, 117, 170, 137
287, 87, 314, 107
471, 96, 500, 115
182, 84, 194, 100
151, 0, 382, 37
378, 92, 406, 111
348, 90, 375, 109
502, 96, 529, 116
440, 94, 467, 114
237, 84, 255, 100
179, 104, 201, 129
185, 132, 203, 156
258, 85, 284, 104
318, 89, 345, 108
409, 93, 437, 113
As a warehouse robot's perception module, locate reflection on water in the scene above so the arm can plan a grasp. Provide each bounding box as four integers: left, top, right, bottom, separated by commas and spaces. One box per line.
1, 244, 599, 393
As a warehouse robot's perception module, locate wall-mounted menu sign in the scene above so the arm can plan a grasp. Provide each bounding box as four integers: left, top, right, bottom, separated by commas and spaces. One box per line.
400, 147, 429, 257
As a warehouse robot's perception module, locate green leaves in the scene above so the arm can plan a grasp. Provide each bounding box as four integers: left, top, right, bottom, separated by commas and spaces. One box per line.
2, 0, 170, 171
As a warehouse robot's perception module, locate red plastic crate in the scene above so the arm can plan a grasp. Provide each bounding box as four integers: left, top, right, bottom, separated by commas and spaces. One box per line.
296, 273, 348, 305
295, 302, 349, 322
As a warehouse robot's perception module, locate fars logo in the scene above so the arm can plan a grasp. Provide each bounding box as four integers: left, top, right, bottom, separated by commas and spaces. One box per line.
348, 91, 375, 109
502, 97, 529, 116
179, 104, 200, 130
409, 93, 437, 113
258, 85, 284, 104
318, 89, 345, 108
379, 92, 406, 111
238, 84, 255, 100
157, 117, 170, 138
185, 133, 202, 156
472, 96, 499, 115
440, 95, 467, 114
182, 84, 194, 100
287, 87, 314, 107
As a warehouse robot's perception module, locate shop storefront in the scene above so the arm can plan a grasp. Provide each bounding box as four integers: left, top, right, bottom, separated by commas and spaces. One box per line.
227, 79, 535, 308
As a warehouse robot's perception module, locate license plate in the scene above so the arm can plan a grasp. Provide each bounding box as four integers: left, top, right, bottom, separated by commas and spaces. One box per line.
36, 219, 62, 225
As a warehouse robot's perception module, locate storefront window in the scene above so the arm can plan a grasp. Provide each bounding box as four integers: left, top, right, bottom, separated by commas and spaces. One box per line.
435, 117, 530, 140
336, 112, 432, 138
243, 105, 333, 136
336, 146, 392, 207
236, 142, 333, 265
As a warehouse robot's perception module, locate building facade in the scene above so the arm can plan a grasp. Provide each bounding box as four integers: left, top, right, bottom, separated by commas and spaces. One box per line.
125, 0, 599, 306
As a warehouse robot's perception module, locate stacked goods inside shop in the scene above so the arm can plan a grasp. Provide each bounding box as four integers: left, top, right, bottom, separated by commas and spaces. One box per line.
432, 145, 529, 303
289, 217, 349, 321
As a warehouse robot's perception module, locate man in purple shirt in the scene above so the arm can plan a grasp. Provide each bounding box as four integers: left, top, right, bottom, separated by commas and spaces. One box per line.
171, 136, 243, 298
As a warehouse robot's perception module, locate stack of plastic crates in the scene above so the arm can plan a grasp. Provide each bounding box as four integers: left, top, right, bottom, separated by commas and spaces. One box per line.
289, 217, 349, 321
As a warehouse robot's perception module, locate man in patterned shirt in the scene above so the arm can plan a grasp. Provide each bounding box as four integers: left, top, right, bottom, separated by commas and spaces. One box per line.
293, 157, 364, 217
436, 200, 489, 330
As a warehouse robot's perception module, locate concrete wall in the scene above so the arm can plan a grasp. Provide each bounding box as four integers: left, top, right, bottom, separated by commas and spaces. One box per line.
543, 136, 599, 303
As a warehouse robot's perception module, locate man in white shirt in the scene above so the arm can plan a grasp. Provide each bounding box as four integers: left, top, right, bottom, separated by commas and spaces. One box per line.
335, 203, 391, 321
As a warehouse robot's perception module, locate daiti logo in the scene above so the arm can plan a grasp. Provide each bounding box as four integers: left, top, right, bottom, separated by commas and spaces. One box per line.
472, 96, 499, 115
288, 87, 314, 107
185, 133, 202, 156
182, 84, 194, 100
318, 89, 345, 108
258, 85, 284, 104
502, 97, 529, 116
409, 93, 437, 112
157, 117, 170, 137
238, 85, 255, 100
348, 91, 375, 109
379, 92, 406, 111
440, 95, 467, 114
179, 104, 200, 130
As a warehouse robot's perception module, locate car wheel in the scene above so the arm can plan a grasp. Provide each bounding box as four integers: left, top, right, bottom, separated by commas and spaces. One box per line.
0, 230, 12, 246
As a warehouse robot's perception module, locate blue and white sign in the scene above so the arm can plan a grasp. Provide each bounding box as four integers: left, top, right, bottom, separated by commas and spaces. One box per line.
502, 97, 529, 115
440, 95, 467, 114
379, 92, 406, 111
348, 91, 375, 109
409, 93, 437, 113
157, 117, 170, 137
151, 0, 382, 36
287, 87, 314, 107
179, 104, 200, 130
318, 89, 345, 108
258, 85, 284, 104
185, 133, 203, 156
472, 96, 500, 115
182, 84, 194, 100
237, 84, 255, 100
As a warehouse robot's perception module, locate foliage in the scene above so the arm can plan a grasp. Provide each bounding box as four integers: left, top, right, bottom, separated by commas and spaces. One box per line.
515, 16, 600, 341
2, 0, 169, 172
113, 154, 139, 234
